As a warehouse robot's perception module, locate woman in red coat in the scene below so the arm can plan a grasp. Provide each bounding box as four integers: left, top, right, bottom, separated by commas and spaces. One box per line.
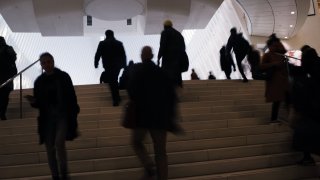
260, 34, 289, 123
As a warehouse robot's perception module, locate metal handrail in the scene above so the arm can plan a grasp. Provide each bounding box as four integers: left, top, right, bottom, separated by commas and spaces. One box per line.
0, 59, 40, 119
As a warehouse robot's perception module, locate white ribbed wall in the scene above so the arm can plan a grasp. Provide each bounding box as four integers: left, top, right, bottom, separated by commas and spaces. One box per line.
0, 0, 250, 89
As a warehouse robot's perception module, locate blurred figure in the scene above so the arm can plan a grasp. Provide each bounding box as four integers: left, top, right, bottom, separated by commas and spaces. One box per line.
208, 71, 216, 80
260, 34, 289, 123
0, 36, 17, 120
26, 52, 80, 180
119, 60, 134, 90
292, 46, 320, 165
190, 68, 200, 80
247, 45, 266, 80
226, 28, 250, 82
158, 20, 186, 87
220, 45, 236, 79
127, 46, 178, 180
95, 29, 127, 106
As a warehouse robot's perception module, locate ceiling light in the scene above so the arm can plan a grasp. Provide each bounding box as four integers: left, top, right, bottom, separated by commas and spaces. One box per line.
291, 11, 295, 14
284, 36, 288, 39
290, 25, 293, 28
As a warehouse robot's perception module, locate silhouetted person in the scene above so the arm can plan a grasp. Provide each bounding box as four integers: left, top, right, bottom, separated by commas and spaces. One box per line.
158, 20, 186, 87
26, 52, 80, 180
0, 36, 17, 120
220, 45, 235, 79
226, 28, 250, 82
127, 46, 178, 180
191, 68, 200, 80
247, 45, 265, 80
119, 60, 134, 90
208, 71, 216, 80
95, 29, 126, 106
260, 34, 289, 123
291, 47, 320, 166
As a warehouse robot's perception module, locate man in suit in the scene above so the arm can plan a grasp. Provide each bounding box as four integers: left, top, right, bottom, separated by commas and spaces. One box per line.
95, 30, 127, 106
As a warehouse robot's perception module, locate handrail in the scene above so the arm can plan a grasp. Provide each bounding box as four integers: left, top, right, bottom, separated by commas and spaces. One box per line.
0, 59, 40, 119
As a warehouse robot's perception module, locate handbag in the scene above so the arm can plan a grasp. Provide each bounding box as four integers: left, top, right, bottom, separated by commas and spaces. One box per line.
121, 101, 137, 129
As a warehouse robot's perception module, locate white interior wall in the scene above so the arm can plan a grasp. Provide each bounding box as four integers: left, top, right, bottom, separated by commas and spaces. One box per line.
1, 0, 251, 89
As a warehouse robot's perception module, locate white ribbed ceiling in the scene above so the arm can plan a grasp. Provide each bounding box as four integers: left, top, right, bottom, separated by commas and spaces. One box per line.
236, 0, 310, 39
0, 0, 311, 38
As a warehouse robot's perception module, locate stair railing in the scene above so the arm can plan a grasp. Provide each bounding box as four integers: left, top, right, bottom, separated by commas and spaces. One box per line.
0, 59, 40, 119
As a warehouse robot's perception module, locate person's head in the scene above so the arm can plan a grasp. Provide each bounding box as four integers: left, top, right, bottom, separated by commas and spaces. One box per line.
0, 36, 6, 46
300, 45, 311, 53
163, 20, 173, 29
192, 68, 195, 72
230, 27, 237, 35
209, 71, 212, 75
105, 30, 114, 38
39, 52, 55, 74
301, 48, 318, 70
141, 46, 153, 63
266, 33, 280, 47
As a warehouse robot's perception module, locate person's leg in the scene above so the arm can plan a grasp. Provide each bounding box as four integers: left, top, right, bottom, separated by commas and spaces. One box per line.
131, 129, 155, 177
108, 68, 121, 106
150, 129, 168, 180
44, 121, 60, 179
271, 101, 281, 122
0, 88, 11, 120
224, 70, 231, 80
55, 118, 68, 180
235, 56, 248, 82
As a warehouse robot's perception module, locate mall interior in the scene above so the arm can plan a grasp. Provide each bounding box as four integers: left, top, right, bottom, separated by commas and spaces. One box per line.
0, 0, 320, 179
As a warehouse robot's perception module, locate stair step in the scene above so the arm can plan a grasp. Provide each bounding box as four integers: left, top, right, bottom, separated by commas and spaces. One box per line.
0, 152, 302, 179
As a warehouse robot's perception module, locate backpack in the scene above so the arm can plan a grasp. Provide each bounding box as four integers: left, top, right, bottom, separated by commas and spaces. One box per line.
180, 51, 189, 72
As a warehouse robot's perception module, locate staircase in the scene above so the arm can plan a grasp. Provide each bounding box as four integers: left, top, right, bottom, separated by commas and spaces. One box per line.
1, 80, 319, 180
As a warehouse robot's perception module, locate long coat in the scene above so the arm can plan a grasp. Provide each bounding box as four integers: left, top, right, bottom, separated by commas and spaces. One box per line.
260, 46, 289, 102
32, 68, 80, 144
158, 27, 185, 86
0, 45, 17, 90
127, 61, 177, 130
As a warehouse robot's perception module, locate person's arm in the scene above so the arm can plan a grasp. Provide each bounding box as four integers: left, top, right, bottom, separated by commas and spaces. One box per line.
94, 42, 103, 68
119, 43, 127, 69
225, 36, 233, 55
157, 31, 167, 66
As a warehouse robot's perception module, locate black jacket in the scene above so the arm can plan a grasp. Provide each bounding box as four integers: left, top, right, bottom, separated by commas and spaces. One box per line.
32, 68, 80, 144
0, 45, 17, 90
127, 61, 177, 130
94, 37, 126, 70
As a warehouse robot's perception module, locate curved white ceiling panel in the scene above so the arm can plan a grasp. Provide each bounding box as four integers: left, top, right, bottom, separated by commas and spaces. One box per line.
0, 0, 39, 33
33, 0, 84, 36
236, 0, 310, 39
85, 0, 144, 21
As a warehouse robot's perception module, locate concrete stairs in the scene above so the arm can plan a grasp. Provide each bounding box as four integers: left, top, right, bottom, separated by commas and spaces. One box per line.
0, 80, 319, 179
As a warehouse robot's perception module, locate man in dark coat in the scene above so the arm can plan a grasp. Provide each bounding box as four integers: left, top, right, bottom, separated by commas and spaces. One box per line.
0, 36, 17, 120
26, 52, 80, 180
95, 30, 127, 106
226, 28, 249, 82
158, 20, 186, 87
128, 46, 178, 180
